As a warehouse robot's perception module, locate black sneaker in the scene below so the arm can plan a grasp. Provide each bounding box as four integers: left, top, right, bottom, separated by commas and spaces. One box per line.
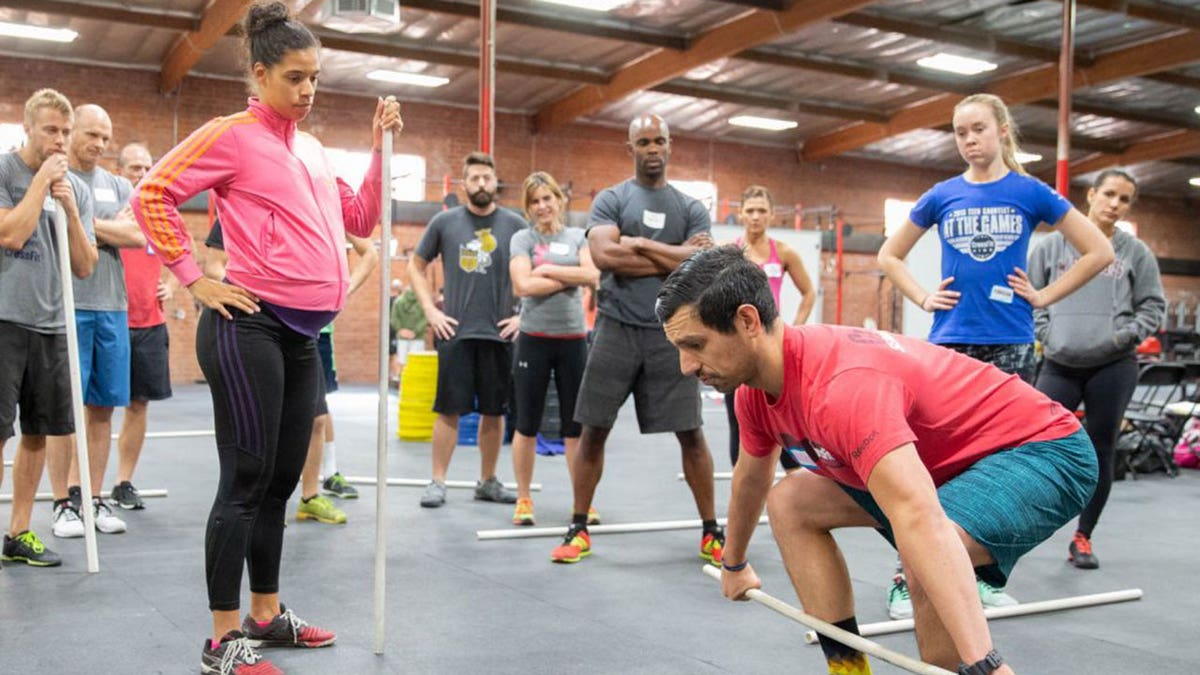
321, 473, 359, 500
68, 485, 82, 512
200, 631, 281, 675
241, 605, 337, 648
2, 530, 62, 567
111, 481, 147, 510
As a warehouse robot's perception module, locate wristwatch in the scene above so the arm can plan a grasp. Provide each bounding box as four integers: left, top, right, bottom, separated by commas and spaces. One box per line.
959, 650, 1004, 675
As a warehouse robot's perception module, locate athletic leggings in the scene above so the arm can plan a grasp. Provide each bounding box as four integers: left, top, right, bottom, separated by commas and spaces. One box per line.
725, 393, 801, 471
512, 332, 587, 438
1035, 356, 1139, 537
196, 307, 320, 611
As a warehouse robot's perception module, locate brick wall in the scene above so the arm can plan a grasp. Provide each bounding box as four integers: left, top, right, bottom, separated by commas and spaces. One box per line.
2, 56, 1195, 383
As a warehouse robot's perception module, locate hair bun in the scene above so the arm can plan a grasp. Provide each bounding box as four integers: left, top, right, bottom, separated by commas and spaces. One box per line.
244, 1, 290, 36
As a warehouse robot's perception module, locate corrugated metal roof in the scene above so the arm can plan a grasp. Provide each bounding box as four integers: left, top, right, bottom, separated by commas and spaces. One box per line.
0, 0, 1194, 198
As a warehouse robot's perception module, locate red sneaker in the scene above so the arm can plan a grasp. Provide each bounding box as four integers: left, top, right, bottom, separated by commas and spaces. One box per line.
700, 530, 724, 567
201, 631, 283, 674
550, 523, 591, 563
241, 605, 336, 648
1068, 531, 1099, 569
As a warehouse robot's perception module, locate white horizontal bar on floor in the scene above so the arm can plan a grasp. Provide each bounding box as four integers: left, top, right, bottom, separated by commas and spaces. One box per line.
477, 515, 768, 540
0, 489, 168, 503
109, 430, 215, 439
802, 588, 1144, 643
701, 566, 953, 675
678, 471, 785, 481
344, 476, 539, 491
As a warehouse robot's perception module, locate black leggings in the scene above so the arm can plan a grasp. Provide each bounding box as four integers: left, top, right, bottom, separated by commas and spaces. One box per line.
197, 307, 320, 611
1035, 356, 1139, 538
725, 393, 801, 471
512, 333, 587, 438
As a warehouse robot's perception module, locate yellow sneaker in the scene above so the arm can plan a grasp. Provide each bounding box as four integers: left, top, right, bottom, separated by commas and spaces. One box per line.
587, 506, 601, 525
512, 498, 535, 526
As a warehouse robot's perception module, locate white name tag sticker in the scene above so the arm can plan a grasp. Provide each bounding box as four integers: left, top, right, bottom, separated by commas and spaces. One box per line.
989, 284, 1015, 304
94, 187, 117, 203
43, 195, 56, 212
146, 244, 156, 256
548, 242, 570, 256
642, 210, 666, 230
762, 262, 783, 278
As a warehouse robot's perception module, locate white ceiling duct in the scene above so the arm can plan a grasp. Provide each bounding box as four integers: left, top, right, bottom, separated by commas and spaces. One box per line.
316, 0, 401, 34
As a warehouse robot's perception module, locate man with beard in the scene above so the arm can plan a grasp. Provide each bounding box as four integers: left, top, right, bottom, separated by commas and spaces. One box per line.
409, 152, 525, 508
550, 114, 719, 565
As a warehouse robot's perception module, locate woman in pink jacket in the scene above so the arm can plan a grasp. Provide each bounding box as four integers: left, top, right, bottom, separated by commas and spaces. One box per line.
130, 3, 401, 673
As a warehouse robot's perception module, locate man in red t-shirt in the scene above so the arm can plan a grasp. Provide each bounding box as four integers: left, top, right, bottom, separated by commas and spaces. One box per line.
656, 246, 1096, 675
112, 142, 173, 510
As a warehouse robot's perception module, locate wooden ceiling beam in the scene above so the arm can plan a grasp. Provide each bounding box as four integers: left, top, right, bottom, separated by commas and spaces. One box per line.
1071, 129, 1200, 174
159, 0, 254, 93
532, 0, 875, 133
1077, 0, 1200, 32
802, 31, 1200, 160
0, 0, 195, 31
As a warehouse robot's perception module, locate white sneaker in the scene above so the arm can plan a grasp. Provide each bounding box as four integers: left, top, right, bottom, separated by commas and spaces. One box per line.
977, 579, 1018, 608
52, 502, 85, 538
93, 499, 127, 534
886, 574, 914, 620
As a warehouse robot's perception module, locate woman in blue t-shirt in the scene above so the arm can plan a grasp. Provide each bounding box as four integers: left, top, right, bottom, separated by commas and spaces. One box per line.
877, 92, 1113, 619
879, 93, 1112, 382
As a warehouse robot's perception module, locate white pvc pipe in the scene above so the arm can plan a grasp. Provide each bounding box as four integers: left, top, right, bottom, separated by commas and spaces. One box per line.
110, 430, 214, 439
477, 515, 768, 541
802, 588, 1144, 644
373, 119, 394, 656
701, 566, 953, 675
55, 203, 99, 573
0, 489, 168, 503
678, 471, 785, 481
346, 475, 540, 491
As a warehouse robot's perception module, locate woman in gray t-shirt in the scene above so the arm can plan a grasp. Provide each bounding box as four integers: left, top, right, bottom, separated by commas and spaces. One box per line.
508, 172, 599, 527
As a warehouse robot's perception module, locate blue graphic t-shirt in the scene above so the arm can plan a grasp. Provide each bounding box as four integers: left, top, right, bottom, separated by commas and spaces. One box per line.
909, 171, 1071, 345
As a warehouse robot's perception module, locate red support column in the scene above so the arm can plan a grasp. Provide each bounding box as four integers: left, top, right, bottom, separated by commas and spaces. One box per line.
1055, 0, 1076, 196
479, 0, 496, 155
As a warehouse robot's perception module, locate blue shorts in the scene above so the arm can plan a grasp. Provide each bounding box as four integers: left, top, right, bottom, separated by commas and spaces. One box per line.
76, 310, 131, 408
840, 428, 1097, 587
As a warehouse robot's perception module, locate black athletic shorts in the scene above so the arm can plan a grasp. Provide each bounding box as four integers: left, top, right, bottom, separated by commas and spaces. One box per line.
129, 323, 172, 402
0, 320, 73, 438
433, 338, 512, 416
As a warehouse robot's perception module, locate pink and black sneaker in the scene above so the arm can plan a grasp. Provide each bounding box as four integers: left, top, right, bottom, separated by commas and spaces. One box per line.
241, 605, 336, 649
200, 631, 282, 675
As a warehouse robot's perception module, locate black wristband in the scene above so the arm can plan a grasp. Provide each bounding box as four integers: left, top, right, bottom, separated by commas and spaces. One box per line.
958, 650, 1004, 675
722, 559, 748, 572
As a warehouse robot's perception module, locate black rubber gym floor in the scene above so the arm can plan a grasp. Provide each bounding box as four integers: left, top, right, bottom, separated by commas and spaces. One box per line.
0, 385, 1193, 673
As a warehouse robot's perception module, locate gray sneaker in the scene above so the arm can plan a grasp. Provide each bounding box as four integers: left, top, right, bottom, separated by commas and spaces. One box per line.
474, 476, 517, 504
420, 481, 447, 508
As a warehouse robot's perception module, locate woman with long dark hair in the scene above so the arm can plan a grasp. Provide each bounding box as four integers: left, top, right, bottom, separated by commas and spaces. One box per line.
131, 3, 401, 671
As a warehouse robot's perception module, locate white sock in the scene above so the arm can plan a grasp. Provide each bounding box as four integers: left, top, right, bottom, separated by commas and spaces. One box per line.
321, 441, 337, 479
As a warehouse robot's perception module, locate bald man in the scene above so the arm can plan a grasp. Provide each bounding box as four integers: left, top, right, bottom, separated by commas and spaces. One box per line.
550, 114, 720, 565
60, 105, 145, 537
112, 142, 172, 511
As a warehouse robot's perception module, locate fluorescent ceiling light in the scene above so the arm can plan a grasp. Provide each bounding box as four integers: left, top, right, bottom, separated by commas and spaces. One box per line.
1015, 151, 1043, 163
537, 0, 627, 10
729, 115, 798, 131
366, 70, 449, 88
0, 21, 78, 43
1195, 105, 1200, 115
1190, 177, 1200, 187
917, 52, 997, 76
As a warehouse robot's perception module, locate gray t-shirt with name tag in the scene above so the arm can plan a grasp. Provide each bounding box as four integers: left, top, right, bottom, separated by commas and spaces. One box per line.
510, 225, 588, 336
414, 206, 526, 342
0, 152, 96, 333
587, 179, 710, 328
70, 166, 132, 311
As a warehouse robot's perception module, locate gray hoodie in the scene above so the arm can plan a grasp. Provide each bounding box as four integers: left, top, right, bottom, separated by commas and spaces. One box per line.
1029, 229, 1165, 368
